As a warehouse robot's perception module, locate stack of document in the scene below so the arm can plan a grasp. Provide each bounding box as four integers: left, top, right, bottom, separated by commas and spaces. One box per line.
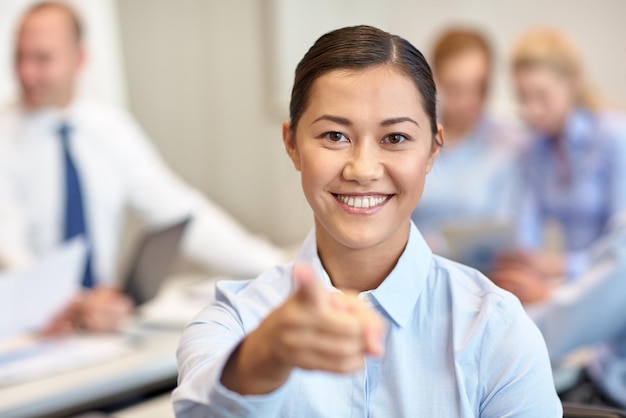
0, 333, 134, 386
0, 238, 86, 338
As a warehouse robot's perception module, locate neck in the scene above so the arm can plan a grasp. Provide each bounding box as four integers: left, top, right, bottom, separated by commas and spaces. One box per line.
315, 221, 410, 293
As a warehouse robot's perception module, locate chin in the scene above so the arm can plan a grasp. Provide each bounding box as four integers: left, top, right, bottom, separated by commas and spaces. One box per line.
327, 222, 398, 251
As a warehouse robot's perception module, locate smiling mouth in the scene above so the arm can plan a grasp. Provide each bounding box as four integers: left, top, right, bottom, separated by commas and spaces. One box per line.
332, 194, 392, 209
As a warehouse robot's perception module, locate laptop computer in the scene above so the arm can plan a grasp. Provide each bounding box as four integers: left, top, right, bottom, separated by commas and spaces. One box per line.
122, 217, 191, 305
440, 220, 516, 274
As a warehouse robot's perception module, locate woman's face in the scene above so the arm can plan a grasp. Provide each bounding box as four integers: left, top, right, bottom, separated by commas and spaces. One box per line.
514, 66, 576, 136
436, 48, 490, 130
284, 66, 441, 253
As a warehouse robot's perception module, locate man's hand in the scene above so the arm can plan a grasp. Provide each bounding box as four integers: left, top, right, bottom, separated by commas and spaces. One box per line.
42, 286, 134, 335
220, 262, 386, 395
495, 250, 565, 278
490, 266, 556, 304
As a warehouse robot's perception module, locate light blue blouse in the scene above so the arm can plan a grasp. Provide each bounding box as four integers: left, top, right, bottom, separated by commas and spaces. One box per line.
516, 108, 626, 276
173, 223, 561, 417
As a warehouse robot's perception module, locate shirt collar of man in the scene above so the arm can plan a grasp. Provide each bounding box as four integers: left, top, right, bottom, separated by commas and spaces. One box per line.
296, 222, 432, 329
19, 97, 83, 131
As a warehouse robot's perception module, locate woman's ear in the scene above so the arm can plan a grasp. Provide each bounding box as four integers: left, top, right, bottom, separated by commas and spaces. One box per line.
426, 124, 444, 173
282, 120, 301, 171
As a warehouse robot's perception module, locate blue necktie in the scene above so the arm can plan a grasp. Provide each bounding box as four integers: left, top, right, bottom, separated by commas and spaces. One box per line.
59, 122, 94, 288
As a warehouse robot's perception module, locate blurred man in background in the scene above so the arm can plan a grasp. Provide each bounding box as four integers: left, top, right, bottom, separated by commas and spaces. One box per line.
0, 1, 286, 334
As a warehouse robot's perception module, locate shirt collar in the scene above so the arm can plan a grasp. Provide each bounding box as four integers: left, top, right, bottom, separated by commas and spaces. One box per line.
561, 107, 594, 146
20, 99, 79, 133
367, 223, 431, 328
296, 222, 432, 328
296, 229, 334, 289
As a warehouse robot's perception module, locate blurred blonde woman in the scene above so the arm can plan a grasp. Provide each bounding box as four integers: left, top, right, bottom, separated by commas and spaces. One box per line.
494, 29, 626, 303
411, 28, 525, 260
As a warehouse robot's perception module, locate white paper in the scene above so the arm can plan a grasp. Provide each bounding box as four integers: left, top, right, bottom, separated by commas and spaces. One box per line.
0, 238, 87, 338
0, 333, 133, 386
138, 275, 221, 328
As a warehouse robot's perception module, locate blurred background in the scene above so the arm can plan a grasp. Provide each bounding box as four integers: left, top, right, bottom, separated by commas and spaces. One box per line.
2, 1, 626, 416
2, 0, 625, 249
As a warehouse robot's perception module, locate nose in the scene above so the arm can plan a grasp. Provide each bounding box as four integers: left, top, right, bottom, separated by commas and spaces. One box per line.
342, 142, 384, 184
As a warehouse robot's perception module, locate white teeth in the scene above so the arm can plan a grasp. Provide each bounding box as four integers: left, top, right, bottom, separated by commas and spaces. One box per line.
336, 195, 388, 208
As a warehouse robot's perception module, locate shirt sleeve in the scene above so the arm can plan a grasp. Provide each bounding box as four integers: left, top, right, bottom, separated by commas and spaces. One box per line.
0, 144, 35, 269
478, 293, 562, 417
607, 118, 626, 219
113, 111, 286, 277
172, 283, 289, 417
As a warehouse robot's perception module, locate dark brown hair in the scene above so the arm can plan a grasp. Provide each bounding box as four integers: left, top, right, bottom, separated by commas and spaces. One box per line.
288, 25, 440, 145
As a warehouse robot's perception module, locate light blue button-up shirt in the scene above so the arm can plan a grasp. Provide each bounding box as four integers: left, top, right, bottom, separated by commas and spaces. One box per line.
173, 223, 561, 417
516, 108, 626, 277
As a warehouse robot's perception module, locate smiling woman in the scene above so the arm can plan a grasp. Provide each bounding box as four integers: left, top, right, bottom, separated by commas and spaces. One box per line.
173, 25, 562, 417
283, 65, 440, 291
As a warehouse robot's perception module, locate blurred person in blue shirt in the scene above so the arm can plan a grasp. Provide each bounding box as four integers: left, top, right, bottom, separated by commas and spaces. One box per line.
496, 211, 626, 408
411, 28, 525, 253
494, 29, 626, 288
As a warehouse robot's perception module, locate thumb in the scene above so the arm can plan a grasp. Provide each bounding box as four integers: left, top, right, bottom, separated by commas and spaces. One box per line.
292, 262, 327, 309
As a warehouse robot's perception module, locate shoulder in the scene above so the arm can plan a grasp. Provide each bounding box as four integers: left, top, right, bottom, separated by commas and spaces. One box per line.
210, 263, 293, 327
596, 109, 626, 132
72, 100, 138, 129
430, 258, 558, 412
429, 255, 536, 347
431, 255, 518, 305
598, 111, 626, 148
0, 106, 20, 147
71, 100, 155, 156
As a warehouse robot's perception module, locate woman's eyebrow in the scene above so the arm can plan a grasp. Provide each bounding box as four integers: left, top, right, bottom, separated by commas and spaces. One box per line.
311, 115, 420, 128
311, 115, 352, 126
380, 117, 420, 127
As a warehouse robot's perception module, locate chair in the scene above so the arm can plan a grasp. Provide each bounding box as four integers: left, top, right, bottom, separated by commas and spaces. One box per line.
563, 402, 626, 417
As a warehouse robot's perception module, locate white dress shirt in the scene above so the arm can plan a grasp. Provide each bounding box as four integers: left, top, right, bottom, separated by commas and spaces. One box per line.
527, 212, 626, 407
173, 223, 561, 417
0, 100, 285, 282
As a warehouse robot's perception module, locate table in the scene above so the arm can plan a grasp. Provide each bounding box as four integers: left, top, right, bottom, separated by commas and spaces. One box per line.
0, 327, 180, 418
0, 274, 218, 418
113, 393, 175, 418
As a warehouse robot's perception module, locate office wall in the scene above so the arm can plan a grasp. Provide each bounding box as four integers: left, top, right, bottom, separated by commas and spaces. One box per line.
117, 0, 626, 246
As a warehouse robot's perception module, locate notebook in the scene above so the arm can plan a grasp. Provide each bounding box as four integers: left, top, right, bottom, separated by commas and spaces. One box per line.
122, 217, 191, 305
440, 220, 516, 274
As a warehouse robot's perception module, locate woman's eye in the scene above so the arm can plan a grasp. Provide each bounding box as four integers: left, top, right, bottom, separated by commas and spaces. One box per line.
383, 133, 407, 144
324, 132, 348, 142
